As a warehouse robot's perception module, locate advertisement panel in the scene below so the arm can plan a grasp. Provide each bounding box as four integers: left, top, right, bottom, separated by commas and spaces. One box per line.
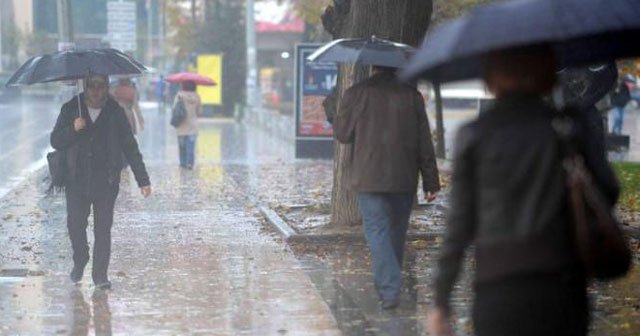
294, 44, 337, 159
295, 45, 338, 138
197, 54, 223, 106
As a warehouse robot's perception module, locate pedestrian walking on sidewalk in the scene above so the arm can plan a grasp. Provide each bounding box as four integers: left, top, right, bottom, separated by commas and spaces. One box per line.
610, 77, 631, 134
333, 66, 440, 310
172, 80, 202, 169
111, 78, 144, 135
427, 46, 620, 336
155, 75, 167, 113
51, 75, 152, 290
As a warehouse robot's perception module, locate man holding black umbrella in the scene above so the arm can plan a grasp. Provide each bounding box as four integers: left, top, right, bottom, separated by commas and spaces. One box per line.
51, 74, 152, 289
334, 66, 440, 309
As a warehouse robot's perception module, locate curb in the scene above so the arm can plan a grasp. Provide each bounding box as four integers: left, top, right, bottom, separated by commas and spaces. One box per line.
260, 205, 443, 243
262, 204, 640, 242
260, 206, 297, 240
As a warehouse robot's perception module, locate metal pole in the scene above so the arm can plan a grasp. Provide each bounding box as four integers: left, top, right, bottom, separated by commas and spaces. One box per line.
57, 0, 74, 43
191, 0, 196, 23
0, 4, 4, 72
159, 0, 165, 72
434, 82, 446, 159
246, 0, 259, 117
147, 0, 153, 66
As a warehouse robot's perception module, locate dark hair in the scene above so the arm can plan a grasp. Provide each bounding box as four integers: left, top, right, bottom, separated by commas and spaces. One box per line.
182, 80, 196, 92
483, 45, 557, 95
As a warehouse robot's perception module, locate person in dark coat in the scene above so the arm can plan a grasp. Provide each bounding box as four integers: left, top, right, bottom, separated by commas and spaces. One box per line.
610, 77, 631, 134
427, 46, 620, 336
51, 75, 152, 290
334, 66, 440, 310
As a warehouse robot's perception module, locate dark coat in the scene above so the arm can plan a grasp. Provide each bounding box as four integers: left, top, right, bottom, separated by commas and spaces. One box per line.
50, 94, 150, 190
333, 72, 440, 194
610, 81, 631, 108
433, 94, 620, 314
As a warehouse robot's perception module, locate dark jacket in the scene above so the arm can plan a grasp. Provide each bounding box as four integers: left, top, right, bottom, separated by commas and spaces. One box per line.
333, 72, 440, 194
433, 95, 620, 314
610, 81, 631, 108
51, 94, 150, 190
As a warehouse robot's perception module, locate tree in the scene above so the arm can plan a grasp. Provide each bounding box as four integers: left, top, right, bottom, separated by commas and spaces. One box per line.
293, 0, 332, 42
199, 0, 246, 115
431, 0, 494, 26
321, 0, 433, 226
165, 0, 246, 115
0, 0, 20, 69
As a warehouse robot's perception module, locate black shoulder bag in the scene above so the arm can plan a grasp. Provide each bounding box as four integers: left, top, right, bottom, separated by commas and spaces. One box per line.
47, 150, 67, 190
170, 97, 187, 128
552, 113, 632, 280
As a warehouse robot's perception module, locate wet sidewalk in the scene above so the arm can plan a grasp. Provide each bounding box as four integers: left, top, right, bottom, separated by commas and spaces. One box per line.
0, 105, 340, 335
0, 102, 638, 335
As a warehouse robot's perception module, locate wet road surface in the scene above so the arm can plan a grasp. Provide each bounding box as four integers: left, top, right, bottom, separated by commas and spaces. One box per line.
0, 96, 60, 199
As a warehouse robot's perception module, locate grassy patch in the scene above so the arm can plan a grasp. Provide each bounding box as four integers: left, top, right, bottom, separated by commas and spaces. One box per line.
612, 162, 640, 211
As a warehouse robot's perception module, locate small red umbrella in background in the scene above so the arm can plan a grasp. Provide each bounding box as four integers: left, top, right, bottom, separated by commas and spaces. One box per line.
165, 72, 216, 86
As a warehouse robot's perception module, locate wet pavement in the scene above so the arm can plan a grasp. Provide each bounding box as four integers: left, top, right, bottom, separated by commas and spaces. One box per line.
0, 102, 339, 335
0, 99, 638, 335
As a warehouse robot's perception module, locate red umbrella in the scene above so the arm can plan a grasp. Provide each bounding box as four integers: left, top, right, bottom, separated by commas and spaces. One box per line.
165, 72, 216, 86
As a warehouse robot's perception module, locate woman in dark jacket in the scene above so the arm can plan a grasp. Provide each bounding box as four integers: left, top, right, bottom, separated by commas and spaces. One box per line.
427, 47, 620, 336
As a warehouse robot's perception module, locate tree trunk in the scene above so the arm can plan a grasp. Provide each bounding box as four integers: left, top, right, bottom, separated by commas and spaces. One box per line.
323, 0, 433, 226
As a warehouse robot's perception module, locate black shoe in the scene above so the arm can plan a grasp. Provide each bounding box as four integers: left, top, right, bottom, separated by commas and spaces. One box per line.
70, 266, 85, 284
94, 281, 112, 290
381, 298, 400, 310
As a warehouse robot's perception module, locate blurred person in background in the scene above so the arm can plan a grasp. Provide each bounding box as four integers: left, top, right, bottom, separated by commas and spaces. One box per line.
111, 78, 144, 135
155, 75, 167, 113
610, 76, 631, 134
173, 80, 202, 169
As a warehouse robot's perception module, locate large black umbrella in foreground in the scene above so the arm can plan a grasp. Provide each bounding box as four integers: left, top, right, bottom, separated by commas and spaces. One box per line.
5, 48, 147, 117
307, 36, 415, 68
400, 0, 640, 83
5, 48, 147, 87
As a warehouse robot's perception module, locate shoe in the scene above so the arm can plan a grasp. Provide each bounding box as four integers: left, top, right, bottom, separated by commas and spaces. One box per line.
70, 266, 85, 284
94, 281, 112, 290
381, 298, 400, 310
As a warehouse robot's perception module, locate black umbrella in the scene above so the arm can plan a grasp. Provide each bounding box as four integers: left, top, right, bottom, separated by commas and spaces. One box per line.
5, 48, 147, 87
307, 36, 415, 68
400, 0, 640, 83
4, 48, 147, 117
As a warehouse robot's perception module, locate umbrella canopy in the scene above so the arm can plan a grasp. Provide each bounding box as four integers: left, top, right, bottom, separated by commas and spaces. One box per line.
5, 48, 147, 87
166, 72, 216, 86
307, 36, 415, 68
400, 0, 640, 83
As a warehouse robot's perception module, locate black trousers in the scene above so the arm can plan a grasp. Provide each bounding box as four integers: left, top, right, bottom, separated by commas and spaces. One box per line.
66, 184, 119, 284
473, 273, 589, 336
